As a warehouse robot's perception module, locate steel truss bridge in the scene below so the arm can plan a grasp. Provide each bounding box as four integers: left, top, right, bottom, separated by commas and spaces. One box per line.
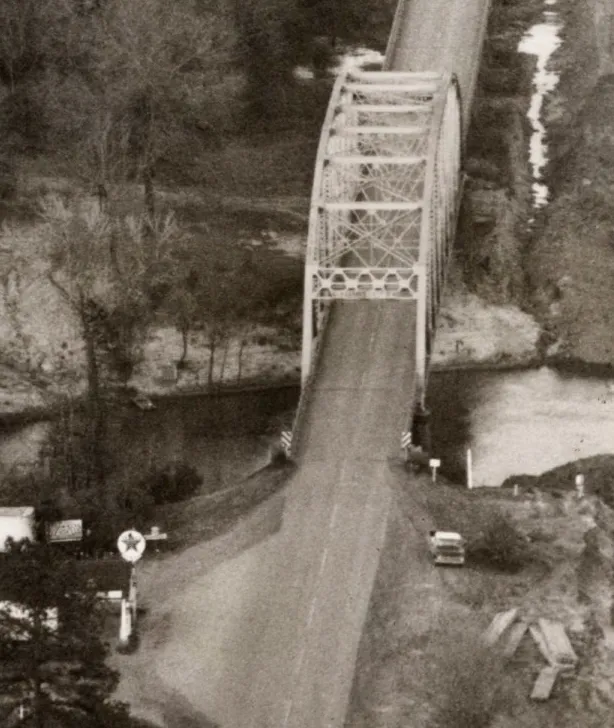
301, 69, 462, 413
246, 2, 493, 727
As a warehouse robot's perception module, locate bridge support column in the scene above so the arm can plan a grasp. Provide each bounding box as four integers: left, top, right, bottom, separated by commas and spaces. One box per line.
412, 404, 431, 454
415, 263, 427, 407
301, 271, 314, 386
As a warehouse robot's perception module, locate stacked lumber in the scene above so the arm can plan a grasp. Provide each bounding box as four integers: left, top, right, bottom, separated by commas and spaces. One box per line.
537, 618, 578, 671
503, 620, 528, 658
481, 609, 578, 702
483, 608, 519, 646
528, 624, 555, 665
531, 666, 559, 701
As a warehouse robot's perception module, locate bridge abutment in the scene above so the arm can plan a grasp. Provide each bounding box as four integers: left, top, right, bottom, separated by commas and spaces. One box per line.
411, 404, 432, 454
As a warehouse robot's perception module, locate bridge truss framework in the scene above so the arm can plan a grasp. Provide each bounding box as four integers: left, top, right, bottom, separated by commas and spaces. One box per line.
301, 69, 463, 405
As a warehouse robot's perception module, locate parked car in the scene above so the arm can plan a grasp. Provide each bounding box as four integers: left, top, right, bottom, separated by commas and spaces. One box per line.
428, 530, 465, 566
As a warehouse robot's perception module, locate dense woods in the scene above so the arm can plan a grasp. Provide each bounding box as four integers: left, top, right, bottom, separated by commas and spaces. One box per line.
0, 0, 392, 181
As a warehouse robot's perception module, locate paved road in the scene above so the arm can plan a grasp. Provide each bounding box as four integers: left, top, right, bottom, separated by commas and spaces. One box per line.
244, 3, 492, 726
389, 0, 492, 132
112, 3, 492, 727
245, 301, 418, 728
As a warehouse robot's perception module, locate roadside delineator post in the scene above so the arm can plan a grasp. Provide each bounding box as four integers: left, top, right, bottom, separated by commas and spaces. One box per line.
429, 458, 441, 483
280, 430, 293, 458
119, 599, 132, 645
401, 431, 412, 462
513, 484, 519, 498
575, 474, 585, 499
467, 448, 473, 490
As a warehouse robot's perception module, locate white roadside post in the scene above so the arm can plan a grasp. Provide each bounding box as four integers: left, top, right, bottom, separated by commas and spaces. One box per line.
117, 529, 146, 647
280, 430, 293, 459
466, 448, 473, 490
513, 483, 519, 498
575, 473, 585, 499
429, 458, 441, 483
401, 431, 412, 462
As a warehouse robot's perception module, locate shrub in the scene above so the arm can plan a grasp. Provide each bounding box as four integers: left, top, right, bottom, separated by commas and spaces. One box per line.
269, 444, 290, 467
468, 509, 531, 573
144, 462, 203, 505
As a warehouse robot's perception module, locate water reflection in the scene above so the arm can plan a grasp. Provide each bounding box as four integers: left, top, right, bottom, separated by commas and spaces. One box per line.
0, 387, 299, 490
428, 367, 614, 487
518, 4, 563, 208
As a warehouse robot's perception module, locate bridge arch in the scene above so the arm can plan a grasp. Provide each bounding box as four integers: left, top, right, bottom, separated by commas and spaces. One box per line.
301, 70, 463, 404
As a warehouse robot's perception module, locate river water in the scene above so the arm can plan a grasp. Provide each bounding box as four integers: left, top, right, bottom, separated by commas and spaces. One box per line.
3, 369, 614, 493
518, 0, 563, 209
0, 386, 299, 491
428, 367, 614, 487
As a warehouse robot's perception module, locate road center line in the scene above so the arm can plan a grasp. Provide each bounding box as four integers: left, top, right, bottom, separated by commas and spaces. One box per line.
329, 503, 339, 529
318, 548, 328, 576
306, 599, 317, 627
293, 643, 306, 677
283, 699, 293, 726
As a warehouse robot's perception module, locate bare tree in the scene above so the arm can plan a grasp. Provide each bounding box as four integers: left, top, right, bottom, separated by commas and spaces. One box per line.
86, 0, 232, 221
39, 194, 177, 482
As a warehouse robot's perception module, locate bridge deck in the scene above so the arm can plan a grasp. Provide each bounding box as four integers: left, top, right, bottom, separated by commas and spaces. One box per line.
247, 302, 416, 728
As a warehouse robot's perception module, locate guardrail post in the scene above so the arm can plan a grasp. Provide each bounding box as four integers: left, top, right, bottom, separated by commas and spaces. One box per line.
280, 431, 293, 458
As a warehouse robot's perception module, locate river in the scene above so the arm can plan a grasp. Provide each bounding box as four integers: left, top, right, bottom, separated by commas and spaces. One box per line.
2, 369, 614, 494
0, 386, 300, 491
518, 0, 563, 210
428, 366, 614, 487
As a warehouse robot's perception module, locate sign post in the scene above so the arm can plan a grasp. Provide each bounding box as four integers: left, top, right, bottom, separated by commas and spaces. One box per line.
280, 431, 293, 458
401, 431, 412, 461
575, 474, 585, 499
467, 448, 473, 490
429, 458, 441, 483
117, 529, 146, 626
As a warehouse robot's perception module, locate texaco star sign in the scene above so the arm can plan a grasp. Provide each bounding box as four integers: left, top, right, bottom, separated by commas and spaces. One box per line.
117, 529, 146, 563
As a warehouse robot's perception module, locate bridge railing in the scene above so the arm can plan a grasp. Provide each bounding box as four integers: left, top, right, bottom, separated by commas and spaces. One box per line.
289, 304, 332, 460
383, 0, 411, 70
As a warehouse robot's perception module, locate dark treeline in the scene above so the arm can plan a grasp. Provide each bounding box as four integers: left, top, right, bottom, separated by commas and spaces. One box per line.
0, 0, 393, 189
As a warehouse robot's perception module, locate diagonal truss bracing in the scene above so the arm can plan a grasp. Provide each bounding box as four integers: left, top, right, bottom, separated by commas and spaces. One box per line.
301, 70, 462, 390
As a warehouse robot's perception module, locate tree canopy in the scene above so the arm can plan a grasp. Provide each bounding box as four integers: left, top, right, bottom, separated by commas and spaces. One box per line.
0, 541, 131, 728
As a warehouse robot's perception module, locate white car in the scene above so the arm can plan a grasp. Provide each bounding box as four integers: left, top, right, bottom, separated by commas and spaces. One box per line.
428, 530, 465, 566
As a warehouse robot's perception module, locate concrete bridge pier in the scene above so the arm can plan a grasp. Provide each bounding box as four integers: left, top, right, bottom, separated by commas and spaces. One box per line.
411, 404, 431, 454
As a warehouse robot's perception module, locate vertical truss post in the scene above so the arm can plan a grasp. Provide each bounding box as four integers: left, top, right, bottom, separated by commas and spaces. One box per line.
301, 268, 315, 385
415, 262, 427, 407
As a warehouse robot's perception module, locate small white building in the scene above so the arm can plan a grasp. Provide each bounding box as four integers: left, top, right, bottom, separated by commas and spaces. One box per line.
0, 507, 36, 552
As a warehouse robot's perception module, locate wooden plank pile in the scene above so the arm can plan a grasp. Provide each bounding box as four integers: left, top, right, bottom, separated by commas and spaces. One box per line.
482, 609, 578, 702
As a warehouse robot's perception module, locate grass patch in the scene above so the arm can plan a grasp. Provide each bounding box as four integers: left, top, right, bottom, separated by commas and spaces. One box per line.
502, 455, 614, 508
428, 615, 506, 728
154, 459, 294, 551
